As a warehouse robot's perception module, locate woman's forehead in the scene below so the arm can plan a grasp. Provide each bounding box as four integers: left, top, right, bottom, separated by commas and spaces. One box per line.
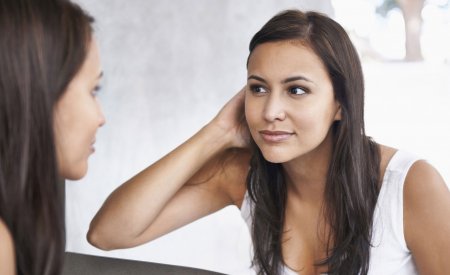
247, 41, 328, 82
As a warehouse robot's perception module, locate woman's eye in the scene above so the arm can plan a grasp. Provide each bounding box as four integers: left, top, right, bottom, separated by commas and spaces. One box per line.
250, 85, 268, 94
289, 87, 306, 95
91, 85, 101, 97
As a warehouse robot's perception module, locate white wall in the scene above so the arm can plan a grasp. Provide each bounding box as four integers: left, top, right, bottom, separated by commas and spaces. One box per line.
65, 1, 334, 274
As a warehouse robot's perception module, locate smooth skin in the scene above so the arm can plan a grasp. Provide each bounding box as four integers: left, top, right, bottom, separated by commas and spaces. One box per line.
54, 39, 106, 180
88, 41, 450, 274
0, 38, 105, 274
0, 220, 15, 275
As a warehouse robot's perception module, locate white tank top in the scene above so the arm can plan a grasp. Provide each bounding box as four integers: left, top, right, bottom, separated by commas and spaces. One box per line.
240, 150, 420, 275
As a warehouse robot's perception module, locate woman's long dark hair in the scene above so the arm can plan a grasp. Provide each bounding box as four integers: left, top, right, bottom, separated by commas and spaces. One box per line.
246, 10, 380, 275
0, 0, 93, 274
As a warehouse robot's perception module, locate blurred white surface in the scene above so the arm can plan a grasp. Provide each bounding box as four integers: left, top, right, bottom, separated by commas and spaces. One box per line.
364, 61, 450, 185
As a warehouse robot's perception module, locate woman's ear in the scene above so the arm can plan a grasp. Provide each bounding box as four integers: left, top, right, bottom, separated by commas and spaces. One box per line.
334, 104, 342, 121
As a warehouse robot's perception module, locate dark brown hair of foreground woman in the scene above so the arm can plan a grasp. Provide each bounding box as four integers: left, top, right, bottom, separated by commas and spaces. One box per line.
0, 0, 94, 274
246, 10, 380, 275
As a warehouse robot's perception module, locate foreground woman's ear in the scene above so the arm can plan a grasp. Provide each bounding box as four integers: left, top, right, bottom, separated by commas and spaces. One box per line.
334, 104, 342, 121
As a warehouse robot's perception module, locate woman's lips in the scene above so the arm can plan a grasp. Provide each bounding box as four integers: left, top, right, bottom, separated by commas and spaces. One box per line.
90, 139, 96, 154
259, 130, 294, 142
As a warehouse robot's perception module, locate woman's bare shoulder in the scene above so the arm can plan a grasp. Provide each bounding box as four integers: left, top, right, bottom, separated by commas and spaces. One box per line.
404, 158, 448, 202
0, 218, 16, 275
402, 156, 450, 273
218, 148, 252, 208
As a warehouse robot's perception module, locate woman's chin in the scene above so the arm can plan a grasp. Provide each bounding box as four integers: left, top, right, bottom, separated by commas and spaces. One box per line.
260, 151, 291, 164
59, 163, 88, 181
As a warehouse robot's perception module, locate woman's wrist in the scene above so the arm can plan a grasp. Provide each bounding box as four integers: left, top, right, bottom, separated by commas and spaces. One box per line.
201, 121, 236, 152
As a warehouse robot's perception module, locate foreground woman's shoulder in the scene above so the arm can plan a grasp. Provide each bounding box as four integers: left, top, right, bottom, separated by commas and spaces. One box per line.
0, 218, 16, 275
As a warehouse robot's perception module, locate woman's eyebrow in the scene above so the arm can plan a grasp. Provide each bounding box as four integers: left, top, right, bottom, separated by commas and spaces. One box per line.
283, 76, 313, 84
247, 75, 267, 83
248, 74, 314, 84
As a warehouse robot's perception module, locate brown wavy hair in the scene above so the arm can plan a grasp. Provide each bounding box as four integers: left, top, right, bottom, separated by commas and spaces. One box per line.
246, 10, 380, 275
0, 0, 93, 274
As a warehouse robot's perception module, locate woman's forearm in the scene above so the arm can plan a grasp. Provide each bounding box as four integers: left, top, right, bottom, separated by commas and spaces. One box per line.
87, 123, 233, 249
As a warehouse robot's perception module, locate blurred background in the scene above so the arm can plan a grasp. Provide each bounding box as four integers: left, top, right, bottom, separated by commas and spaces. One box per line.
66, 0, 450, 274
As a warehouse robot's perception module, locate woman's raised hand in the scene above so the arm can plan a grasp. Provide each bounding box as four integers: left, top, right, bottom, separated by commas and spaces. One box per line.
209, 87, 251, 149
88, 88, 251, 250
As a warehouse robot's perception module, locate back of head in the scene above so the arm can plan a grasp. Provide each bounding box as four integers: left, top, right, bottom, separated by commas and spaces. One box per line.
0, 0, 93, 274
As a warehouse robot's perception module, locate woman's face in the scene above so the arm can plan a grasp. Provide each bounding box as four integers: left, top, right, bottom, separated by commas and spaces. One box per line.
54, 38, 105, 180
245, 41, 340, 164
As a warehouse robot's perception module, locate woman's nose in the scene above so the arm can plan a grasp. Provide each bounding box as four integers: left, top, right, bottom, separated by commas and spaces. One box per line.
263, 93, 286, 122
97, 103, 106, 127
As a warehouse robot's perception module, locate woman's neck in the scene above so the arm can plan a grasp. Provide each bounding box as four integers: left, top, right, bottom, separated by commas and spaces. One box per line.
282, 130, 334, 204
